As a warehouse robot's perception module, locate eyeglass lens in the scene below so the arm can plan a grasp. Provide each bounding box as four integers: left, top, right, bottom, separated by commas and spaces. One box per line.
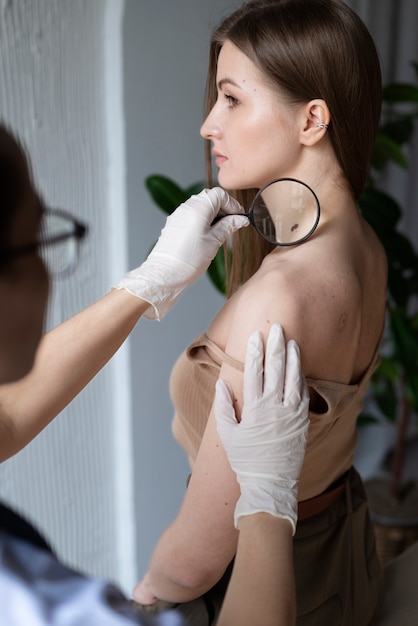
39, 210, 81, 276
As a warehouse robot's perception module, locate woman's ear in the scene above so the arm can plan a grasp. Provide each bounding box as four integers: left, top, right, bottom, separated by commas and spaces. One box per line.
299, 99, 331, 146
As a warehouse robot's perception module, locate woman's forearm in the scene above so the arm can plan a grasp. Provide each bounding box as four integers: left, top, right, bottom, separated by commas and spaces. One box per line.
139, 515, 295, 619
134, 490, 239, 606
0, 289, 148, 461
137, 527, 224, 604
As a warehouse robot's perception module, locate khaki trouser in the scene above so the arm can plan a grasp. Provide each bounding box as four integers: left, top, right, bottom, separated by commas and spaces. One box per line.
293, 467, 381, 625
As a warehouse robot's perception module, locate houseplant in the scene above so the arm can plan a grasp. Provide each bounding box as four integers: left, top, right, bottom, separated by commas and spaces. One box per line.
357, 65, 418, 563
145, 65, 418, 562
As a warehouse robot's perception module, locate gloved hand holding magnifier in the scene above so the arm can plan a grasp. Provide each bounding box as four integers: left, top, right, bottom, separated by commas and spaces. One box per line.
213, 178, 321, 246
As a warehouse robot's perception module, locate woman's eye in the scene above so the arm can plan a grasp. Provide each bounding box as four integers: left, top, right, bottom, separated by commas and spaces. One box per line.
224, 93, 240, 108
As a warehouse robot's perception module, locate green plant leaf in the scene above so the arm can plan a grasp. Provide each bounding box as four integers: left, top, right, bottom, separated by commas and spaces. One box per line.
387, 266, 412, 309
370, 376, 398, 422
387, 232, 417, 271
383, 83, 418, 104
372, 132, 409, 170
357, 413, 381, 427
145, 175, 189, 215
406, 371, 418, 413
207, 248, 227, 295
375, 357, 399, 383
185, 181, 205, 196
380, 116, 415, 146
358, 188, 401, 229
387, 255, 418, 309
390, 310, 418, 372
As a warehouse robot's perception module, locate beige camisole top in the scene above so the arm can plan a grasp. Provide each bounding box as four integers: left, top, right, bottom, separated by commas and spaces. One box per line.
170, 332, 380, 501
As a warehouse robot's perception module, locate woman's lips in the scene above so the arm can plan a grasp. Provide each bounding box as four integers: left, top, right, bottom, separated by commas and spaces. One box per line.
213, 151, 227, 166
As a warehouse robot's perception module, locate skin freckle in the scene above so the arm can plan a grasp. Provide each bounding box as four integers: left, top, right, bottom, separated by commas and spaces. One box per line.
339, 313, 347, 330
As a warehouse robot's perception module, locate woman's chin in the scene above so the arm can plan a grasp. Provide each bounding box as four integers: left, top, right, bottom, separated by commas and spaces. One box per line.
218, 174, 259, 192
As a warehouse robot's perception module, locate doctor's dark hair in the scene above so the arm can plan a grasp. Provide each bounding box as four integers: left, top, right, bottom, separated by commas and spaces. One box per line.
0, 124, 34, 263
203, 0, 382, 294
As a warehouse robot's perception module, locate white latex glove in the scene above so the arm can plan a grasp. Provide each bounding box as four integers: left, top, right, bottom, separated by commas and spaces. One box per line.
215, 323, 310, 534
114, 188, 248, 320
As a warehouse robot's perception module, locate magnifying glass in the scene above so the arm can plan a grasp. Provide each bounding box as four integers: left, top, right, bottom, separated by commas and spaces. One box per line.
213, 177, 320, 246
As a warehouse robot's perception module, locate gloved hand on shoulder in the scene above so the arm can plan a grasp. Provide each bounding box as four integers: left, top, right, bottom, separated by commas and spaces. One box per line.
215, 323, 310, 534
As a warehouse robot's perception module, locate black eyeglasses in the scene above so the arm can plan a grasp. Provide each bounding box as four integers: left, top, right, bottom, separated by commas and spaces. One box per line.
1, 208, 88, 277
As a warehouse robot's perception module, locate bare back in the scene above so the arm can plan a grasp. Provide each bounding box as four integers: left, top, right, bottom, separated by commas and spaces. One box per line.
207, 206, 387, 387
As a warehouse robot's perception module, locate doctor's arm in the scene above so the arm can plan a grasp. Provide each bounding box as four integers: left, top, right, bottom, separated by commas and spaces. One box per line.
0, 189, 247, 461
216, 324, 309, 626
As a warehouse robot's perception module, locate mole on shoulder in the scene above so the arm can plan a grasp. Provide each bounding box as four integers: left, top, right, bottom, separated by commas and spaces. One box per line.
339, 313, 347, 330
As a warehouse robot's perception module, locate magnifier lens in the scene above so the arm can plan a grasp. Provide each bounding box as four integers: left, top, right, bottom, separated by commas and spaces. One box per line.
250, 178, 320, 246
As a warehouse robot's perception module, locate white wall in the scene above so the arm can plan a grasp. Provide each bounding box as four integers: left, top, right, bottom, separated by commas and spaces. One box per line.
122, 0, 239, 582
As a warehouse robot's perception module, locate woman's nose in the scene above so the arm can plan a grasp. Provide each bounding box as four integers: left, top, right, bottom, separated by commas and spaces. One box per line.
200, 109, 221, 140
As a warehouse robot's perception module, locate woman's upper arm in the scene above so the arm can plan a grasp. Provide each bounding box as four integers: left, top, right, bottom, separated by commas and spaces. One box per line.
162, 282, 299, 588
164, 392, 241, 588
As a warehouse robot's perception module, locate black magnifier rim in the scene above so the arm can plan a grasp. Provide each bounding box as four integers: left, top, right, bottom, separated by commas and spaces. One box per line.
249, 177, 321, 247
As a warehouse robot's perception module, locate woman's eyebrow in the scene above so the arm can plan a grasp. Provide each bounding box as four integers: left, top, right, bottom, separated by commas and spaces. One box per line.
217, 78, 242, 91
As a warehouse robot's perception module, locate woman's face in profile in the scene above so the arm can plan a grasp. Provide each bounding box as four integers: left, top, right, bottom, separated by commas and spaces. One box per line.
200, 40, 301, 191
0, 191, 49, 383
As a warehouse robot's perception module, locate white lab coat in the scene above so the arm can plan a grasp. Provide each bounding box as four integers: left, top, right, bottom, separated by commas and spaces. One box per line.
0, 532, 184, 626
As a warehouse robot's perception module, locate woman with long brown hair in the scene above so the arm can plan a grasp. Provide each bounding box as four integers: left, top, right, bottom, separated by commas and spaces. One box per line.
133, 1, 387, 623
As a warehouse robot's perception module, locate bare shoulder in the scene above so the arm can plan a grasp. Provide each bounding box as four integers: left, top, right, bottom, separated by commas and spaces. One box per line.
208, 209, 387, 383
221, 248, 341, 369
223, 229, 384, 381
